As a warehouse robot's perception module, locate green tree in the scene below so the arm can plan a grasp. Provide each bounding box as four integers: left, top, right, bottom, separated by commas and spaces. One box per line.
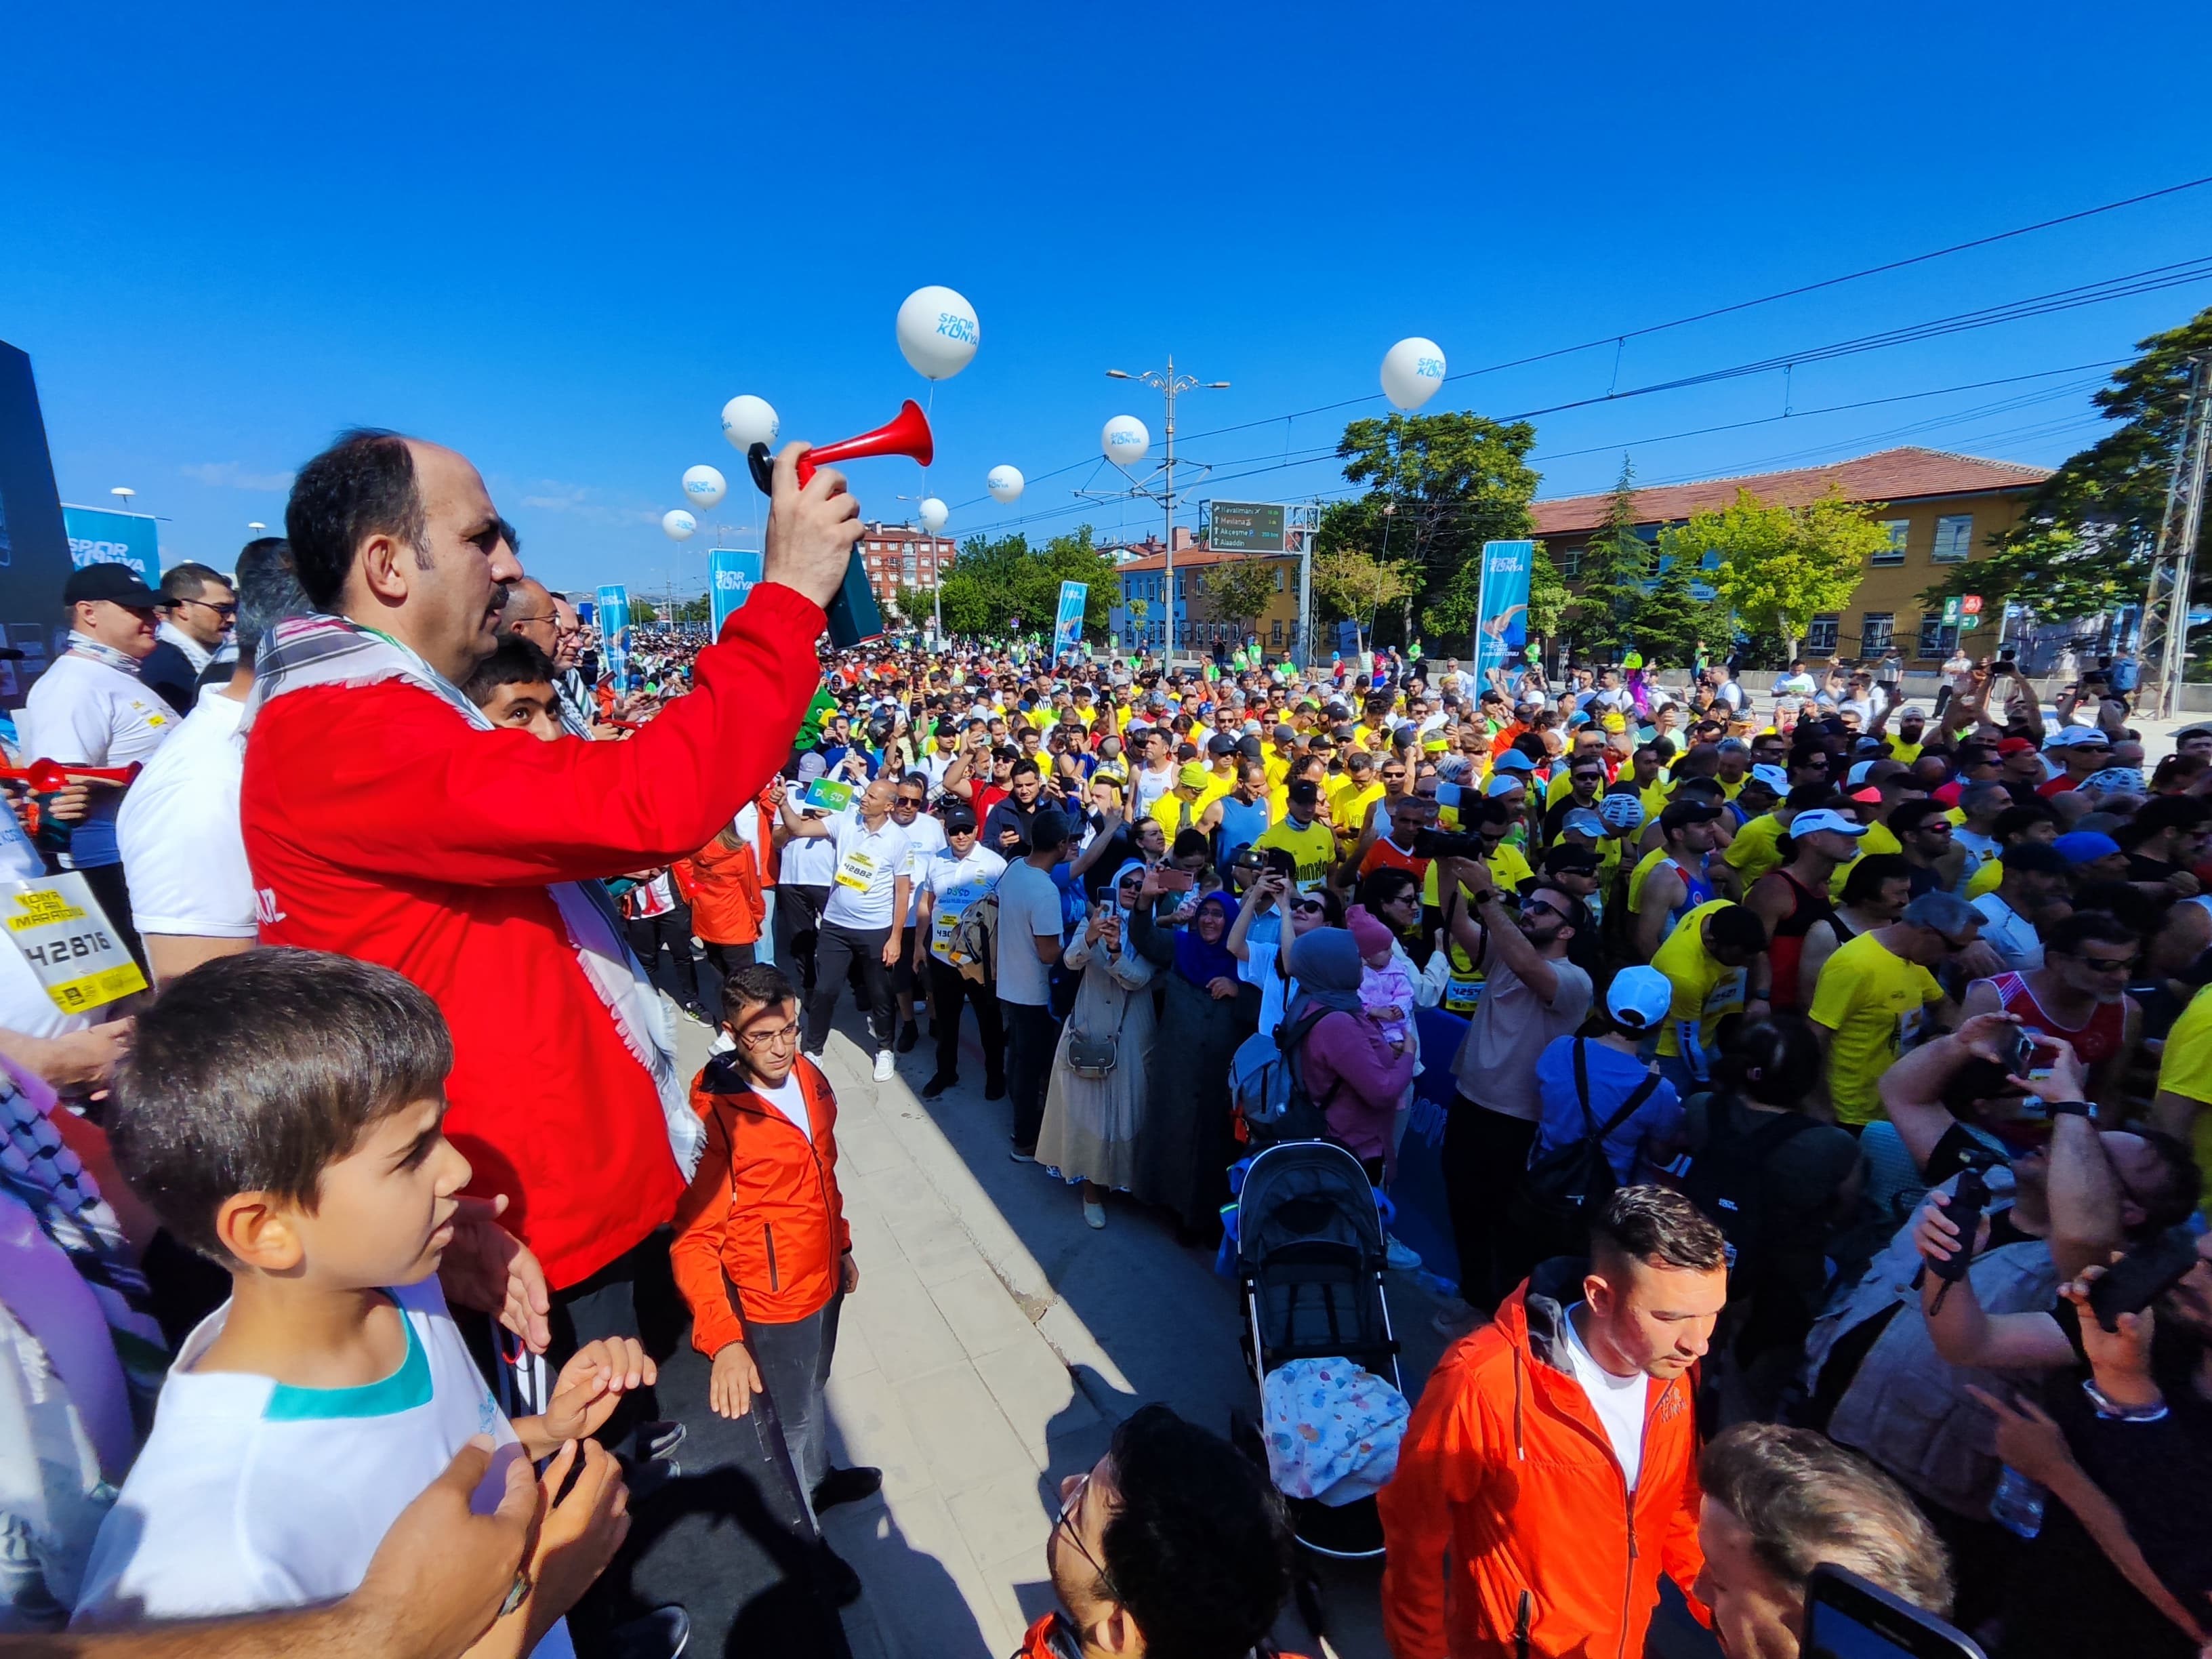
933, 527, 1118, 639
673, 593, 710, 624
1631, 553, 1713, 665
1322, 409, 1540, 647
1201, 556, 1281, 643
1311, 546, 1416, 657
891, 583, 934, 625
631, 598, 659, 623
1921, 304, 2212, 623
1416, 541, 1568, 658
1667, 485, 1890, 661
1571, 459, 1654, 661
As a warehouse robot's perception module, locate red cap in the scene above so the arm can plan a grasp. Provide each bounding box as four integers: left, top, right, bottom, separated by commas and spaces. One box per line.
1850, 786, 1883, 804
1996, 737, 2036, 756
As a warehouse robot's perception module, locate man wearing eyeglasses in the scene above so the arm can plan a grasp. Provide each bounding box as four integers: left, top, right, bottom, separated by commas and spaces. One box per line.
670, 962, 877, 1603
142, 561, 238, 715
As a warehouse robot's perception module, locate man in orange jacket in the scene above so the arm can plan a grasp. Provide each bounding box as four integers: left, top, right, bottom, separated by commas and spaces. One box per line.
1378, 1187, 1724, 1659
669, 961, 879, 1582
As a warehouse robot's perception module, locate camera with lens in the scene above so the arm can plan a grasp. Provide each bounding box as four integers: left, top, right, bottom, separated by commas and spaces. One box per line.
1412, 830, 1488, 860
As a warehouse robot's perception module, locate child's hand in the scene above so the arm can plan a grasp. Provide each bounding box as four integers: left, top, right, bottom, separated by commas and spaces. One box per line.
541, 1338, 655, 1443
709, 1343, 764, 1419
523, 1440, 630, 1638
1377, 1004, 1406, 1024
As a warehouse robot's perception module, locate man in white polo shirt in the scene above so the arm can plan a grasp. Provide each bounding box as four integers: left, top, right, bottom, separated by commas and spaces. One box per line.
21, 563, 176, 960
779, 775, 912, 1080
118, 539, 306, 984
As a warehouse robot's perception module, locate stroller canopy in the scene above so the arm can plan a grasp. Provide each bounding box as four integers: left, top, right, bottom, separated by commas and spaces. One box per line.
1236, 1141, 1385, 1275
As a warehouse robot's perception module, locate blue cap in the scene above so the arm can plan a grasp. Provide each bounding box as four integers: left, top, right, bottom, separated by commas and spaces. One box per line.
1492, 751, 1536, 773
2053, 830, 2122, 866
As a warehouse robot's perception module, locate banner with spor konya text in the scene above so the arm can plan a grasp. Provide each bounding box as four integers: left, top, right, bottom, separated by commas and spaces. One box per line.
1472, 539, 1533, 682
708, 548, 761, 637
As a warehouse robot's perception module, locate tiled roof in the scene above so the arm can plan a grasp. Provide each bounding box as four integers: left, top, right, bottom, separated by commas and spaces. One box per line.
1112, 548, 1296, 573
1530, 446, 2052, 537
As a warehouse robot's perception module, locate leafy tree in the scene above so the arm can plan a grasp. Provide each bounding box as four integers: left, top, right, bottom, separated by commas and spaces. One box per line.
891, 583, 935, 625
1571, 459, 1654, 661
1667, 485, 1890, 661
1321, 409, 1539, 647
1920, 304, 2212, 623
631, 598, 659, 623
1201, 556, 1281, 642
1631, 553, 1713, 665
1311, 546, 1416, 657
673, 593, 710, 624
933, 527, 1118, 639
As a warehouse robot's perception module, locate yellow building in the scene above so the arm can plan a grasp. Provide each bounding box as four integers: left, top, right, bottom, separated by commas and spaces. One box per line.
1535, 446, 2051, 665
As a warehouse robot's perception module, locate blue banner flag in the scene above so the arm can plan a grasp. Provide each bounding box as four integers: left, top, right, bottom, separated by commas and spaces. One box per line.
1052, 580, 1088, 662
1472, 539, 1533, 682
708, 548, 761, 636
61, 505, 159, 584
595, 584, 632, 691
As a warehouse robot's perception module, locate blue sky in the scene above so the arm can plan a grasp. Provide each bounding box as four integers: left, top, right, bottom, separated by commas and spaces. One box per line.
5, 0, 2210, 600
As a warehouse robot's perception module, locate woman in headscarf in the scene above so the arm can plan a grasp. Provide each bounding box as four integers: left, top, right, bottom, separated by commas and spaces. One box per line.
1036, 861, 1159, 1229
1131, 884, 1258, 1240
1286, 927, 1416, 1185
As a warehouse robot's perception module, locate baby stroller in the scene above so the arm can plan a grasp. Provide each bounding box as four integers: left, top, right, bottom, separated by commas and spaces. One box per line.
1233, 1139, 1406, 1560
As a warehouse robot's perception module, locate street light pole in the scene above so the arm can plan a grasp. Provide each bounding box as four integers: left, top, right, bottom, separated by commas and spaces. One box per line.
1106, 360, 1229, 668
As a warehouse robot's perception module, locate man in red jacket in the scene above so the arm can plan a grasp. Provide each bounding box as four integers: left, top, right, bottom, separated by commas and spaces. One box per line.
1378, 1187, 1723, 1659
241, 428, 857, 1372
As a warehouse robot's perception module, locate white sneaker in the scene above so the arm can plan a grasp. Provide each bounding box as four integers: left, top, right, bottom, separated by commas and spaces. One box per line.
1083, 1199, 1107, 1229
873, 1049, 895, 1082
1385, 1235, 1422, 1271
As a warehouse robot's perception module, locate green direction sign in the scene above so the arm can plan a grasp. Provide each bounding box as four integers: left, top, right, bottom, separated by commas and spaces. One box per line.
1941, 596, 1961, 625
1958, 613, 1982, 631
1208, 501, 1287, 553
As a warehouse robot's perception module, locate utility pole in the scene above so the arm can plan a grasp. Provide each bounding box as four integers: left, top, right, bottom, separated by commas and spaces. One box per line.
2138, 352, 2212, 719
1103, 358, 1229, 668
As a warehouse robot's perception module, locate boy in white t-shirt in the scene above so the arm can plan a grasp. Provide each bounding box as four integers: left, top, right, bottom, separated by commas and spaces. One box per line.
73, 949, 649, 1656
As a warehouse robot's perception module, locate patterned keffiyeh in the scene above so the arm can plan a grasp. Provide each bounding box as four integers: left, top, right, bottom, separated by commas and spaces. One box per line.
0, 1069, 167, 1428
63, 633, 143, 677
245, 613, 704, 1177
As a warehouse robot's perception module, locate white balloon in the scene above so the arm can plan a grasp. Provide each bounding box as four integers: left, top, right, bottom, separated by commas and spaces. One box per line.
919, 497, 949, 533
1380, 337, 1448, 411
661, 510, 697, 541
681, 465, 727, 510
720, 394, 780, 453
895, 285, 981, 381
1101, 415, 1150, 468
987, 464, 1025, 504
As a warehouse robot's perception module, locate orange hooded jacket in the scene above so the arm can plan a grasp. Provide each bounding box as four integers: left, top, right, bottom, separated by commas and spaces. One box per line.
1378, 1264, 1707, 1659
669, 1050, 851, 1356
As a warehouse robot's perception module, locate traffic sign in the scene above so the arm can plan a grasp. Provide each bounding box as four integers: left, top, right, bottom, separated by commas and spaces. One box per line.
1959, 613, 1982, 631
1941, 597, 1961, 625
1961, 594, 1983, 615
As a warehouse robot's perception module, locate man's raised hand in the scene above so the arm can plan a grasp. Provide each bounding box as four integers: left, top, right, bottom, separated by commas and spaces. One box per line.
763, 443, 863, 613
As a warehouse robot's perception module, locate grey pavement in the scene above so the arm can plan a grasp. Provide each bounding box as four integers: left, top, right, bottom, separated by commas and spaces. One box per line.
670, 998, 1456, 1659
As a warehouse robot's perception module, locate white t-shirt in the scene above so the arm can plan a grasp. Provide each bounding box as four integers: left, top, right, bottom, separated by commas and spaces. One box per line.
994, 859, 1065, 1007
72, 1278, 572, 1657
897, 813, 947, 925
1971, 891, 2045, 971
753, 1069, 811, 1139
1558, 1302, 1652, 1490
20, 653, 176, 869
920, 844, 1007, 964
821, 810, 912, 930
781, 823, 839, 887
1131, 762, 1174, 819
116, 686, 255, 940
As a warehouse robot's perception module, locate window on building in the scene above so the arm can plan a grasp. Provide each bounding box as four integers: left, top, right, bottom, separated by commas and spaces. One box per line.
1872, 521, 1908, 567
1562, 545, 1582, 578
1917, 614, 1960, 658
1271, 618, 1283, 645
1699, 548, 1720, 571
1805, 613, 1840, 654
1860, 612, 1896, 654
1931, 514, 1973, 562
1275, 566, 1286, 590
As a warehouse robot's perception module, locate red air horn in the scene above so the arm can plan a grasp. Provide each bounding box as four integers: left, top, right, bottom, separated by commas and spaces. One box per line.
0, 760, 142, 794
745, 400, 935, 648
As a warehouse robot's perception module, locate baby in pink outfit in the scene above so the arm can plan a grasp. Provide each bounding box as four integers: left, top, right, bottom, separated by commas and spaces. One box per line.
1346, 903, 1414, 1048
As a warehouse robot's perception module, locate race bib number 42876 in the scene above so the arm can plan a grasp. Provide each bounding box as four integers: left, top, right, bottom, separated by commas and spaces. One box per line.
2, 875, 148, 1012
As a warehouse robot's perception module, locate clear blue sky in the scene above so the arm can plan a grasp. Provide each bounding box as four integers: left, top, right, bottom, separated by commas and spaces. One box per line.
5, 0, 2210, 601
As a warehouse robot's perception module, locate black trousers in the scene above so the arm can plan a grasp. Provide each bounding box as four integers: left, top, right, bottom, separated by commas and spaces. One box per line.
747, 1291, 844, 1510
1001, 998, 1060, 1153
926, 955, 1004, 1084
776, 883, 830, 996
804, 920, 893, 1053
624, 898, 707, 1014
1443, 1096, 1539, 1315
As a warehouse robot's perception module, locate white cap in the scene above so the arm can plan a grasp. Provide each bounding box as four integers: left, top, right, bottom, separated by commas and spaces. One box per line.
1607, 966, 1674, 1031
1790, 808, 1869, 840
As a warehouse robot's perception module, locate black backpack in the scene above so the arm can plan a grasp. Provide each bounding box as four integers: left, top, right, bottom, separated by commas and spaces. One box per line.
1505, 1040, 1660, 1264
1681, 1094, 1820, 1273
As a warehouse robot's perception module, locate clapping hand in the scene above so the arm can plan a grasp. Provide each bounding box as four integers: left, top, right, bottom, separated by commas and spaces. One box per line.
536, 1338, 655, 1447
